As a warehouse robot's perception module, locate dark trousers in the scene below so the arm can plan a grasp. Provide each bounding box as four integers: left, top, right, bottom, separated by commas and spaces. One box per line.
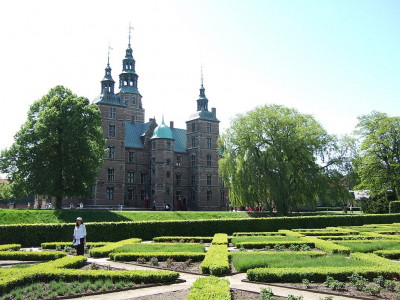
76, 238, 85, 255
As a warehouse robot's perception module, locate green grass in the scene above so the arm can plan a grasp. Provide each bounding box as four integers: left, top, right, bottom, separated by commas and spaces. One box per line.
335, 240, 400, 252
231, 236, 300, 245
114, 243, 205, 253
230, 252, 370, 271
0, 209, 251, 224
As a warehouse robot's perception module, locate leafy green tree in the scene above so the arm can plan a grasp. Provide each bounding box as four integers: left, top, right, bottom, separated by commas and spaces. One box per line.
355, 111, 400, 199
0, 86, 105, 208
0, 181, 13, 201
218, 104, 352, 216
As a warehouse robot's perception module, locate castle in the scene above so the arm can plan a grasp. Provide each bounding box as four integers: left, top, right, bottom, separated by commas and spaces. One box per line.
86, 38, 228, 211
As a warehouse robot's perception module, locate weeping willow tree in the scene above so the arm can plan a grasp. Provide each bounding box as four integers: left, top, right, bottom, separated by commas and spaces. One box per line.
218, 104, 352, 216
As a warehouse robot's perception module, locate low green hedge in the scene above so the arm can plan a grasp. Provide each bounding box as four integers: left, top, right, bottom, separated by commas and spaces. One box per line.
235, 241, 315, 249
292, 228, 359, 236
89, 238, 142, 258
373, 249, 400, 259
317, 236, 378, 241
41, 242, 109, 249
153, 236, 213, 243
301, 238, 351, 255
3, 214, 400, 247
186, 276, 230, 300
200, 245, 229, 275
0, 244, 21, 251
232, 232, 284, 237
0, 251, 66, 261
278, 230, 304, 238
212, 233, 228, 245
110, 252, 205, 262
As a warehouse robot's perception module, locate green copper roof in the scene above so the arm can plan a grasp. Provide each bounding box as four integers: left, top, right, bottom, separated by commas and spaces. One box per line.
151, 116, 174, 140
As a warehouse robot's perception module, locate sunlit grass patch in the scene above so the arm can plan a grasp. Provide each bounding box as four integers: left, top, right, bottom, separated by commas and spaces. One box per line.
335, 240, 400, 253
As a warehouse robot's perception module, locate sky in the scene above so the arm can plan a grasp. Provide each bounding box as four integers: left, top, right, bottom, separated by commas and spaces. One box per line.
0, 0, 399, 177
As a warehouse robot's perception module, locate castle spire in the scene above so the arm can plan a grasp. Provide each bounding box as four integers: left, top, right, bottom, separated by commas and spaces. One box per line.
197, 66, 208, 111
101, 43, 115, 94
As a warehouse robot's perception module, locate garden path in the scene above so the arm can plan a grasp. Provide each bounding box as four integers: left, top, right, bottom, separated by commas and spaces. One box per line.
74, 258, 359, 300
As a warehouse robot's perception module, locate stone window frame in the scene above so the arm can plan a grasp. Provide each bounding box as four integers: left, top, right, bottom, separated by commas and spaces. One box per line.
107, 145, 115, 159
128, 151, 135, 163
140, 172, 147, 184
176, 173, 182, 186
191, 136, 196, 148
206, 154, 212, 166
127, 170, 134, 184
107, 168, 115, 181
106, 186, 114, 200
108, 107, 116, 119
191, 122, 196, 132
140, 189, 146, 201
176, 155, 182, 166
206, 190, 212, 201
207, 173, 212, 185
191, 174, 196, 186
127, 188, 134, 201
190, 189, 195, 201
207, 122, 211, 133
108, 124, 116, 137
191, 154, 195, 167
206, 137, 212, 148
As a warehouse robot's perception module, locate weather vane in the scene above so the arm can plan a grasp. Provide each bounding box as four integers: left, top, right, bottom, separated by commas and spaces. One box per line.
201, 64, 204, 87
107, 41, 113, 66
128, 23, 134, 47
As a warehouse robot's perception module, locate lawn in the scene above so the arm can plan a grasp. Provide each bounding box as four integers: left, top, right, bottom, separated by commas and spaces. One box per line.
335, 240, 400, 252
0, 209, 250, 225
114, 243, 206, 253
230, 252, 370, 271
231, 236, 300, 246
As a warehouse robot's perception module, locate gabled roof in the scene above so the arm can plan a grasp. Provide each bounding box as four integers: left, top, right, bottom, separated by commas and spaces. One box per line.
171, 128, 187, 153
125, 121, 153, 148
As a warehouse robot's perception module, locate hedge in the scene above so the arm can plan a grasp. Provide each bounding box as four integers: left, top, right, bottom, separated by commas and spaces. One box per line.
389, 201, 400, 213
278, 230, 304, 238
41, 242, 110, 249
3, 214, 400, 247
186, 276, 230, 300
232, 232, 285, 237
0, 251, 66, 261
317, 235, 378, 241
373, 249, 400, 259
200, 245, 230, 275
301, 238, 351, 255
212, 233, 228, 245
0, 244, 21, 251
109, 252, 206, 262
153, 236, 213, 243
89, 238, 142, 258
235, 241, 315, 249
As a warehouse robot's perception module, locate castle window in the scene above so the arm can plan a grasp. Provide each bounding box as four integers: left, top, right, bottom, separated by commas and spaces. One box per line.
221, 192, 225, 203
191, 154, 195, 167
167, 142, 171, 150
176, 155, 181, 166
152, 142, 155, 150
207, 174, 212, 185
207, 190, 212, 201
128, 188, 134, 201
176, 173, 181, 186
192, 122, 195, 132
140, 190, 146, 201
132, 97, 136, 105
107, 168, 115, 181
191, 190, 195, 202
109, 107, 116, 119
191, 174, 195, 186
128, 151, 134, 163
166, 159, 171, 165
207, 154, 212, 166
107, 146, 115, 159
108, 125, 115, 137
207, 137, 212, 148
127, 171, 134, 184
106, 187, 114, 200
166, 171, 170, 178
166, 188, 170, 196
191, 136, 195, 148
207, 123, 211, 132
140, 172, 147, 184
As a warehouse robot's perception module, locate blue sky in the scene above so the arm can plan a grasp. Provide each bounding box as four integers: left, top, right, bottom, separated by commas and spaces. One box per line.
0, 0, 399, 177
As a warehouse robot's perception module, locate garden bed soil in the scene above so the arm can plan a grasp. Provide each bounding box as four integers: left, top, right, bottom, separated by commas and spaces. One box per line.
258, 281, 400, 300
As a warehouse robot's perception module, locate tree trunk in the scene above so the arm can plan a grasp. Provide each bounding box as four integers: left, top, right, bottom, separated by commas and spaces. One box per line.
55, 195, 62, 209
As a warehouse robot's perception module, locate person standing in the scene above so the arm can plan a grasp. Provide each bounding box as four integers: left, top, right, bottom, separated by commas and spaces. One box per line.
73, 217, 86, 256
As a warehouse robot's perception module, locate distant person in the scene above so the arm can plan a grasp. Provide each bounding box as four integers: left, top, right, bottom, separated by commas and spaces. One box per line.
27, 202, 31, 209
73, 217, 86, 256
79, 202, 83, 209
350, 204, 353, 214
152, 201, 156, 211
165, 204, 169, 211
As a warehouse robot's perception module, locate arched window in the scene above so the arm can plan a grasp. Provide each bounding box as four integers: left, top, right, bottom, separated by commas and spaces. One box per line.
207, 174, 212, 185
207, 154, 212, 166
191, 136, 196, 148
191, 174, 196, 186
107, 168, 115, 181
191, 154, 195, 166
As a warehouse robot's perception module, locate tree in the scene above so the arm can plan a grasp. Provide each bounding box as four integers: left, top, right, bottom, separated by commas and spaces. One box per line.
218, 104, 352, 216
355, 111, 400, 200
0, 181, 12, 201
0, 86, 105, 208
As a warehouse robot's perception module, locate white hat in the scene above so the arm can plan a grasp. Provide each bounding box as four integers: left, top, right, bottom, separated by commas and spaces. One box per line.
76, 217, 82, 221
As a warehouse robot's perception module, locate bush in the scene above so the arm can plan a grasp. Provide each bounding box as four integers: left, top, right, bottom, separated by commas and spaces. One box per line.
374, 249, 400, 259
89, 238, 141, 258
301, 238, 350, 255
389, 201, 400, 214
0, 244, 21, 251
200, 245, 229, 275
186, 277, 230, 300
233, 232, 284, 237
41, 242, 109, 249
153, 236, 213, 243
3, 214, 400, 247
235, 241, 315, 250
0, 251, 66, 261
211, 233, 228, 245
110, 252, 205, 262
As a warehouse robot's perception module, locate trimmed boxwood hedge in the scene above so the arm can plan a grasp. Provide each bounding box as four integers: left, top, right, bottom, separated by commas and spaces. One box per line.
232, 232, 285, 237
211, 233, 228, 245
89, 238, 142, 258
200, 245, 229, 275
41, 242, 109, 249
153, 236, 213, 243
3, 214, 400, 247
109, 252, 205, 262
0, 251, 66, 261
235, 241, 315, 249
0, 244, 21, 251
301, 238, 351, 255
186, 276, 230, 300
373, 249, 400, 259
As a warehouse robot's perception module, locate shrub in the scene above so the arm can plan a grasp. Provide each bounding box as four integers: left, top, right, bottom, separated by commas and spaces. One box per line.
0, 244, 21, 251
110, 252, 205, 262
211, 233, 228, 245
41, 242, 109, 249
89, 238, 141, 258
200, 245, 229, 275
153, 236, 213, 243
233, 232, 284, 237
0, 251, 66, 261
301, 238, 350, 255
260, 287, 275, 300
390, 201, 400, 214
186, 277, 230, 300
235, 241, 315, 250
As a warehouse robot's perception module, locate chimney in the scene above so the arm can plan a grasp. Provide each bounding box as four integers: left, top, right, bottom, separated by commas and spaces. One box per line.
212, 108, 217, 119
170, 121, 174, 129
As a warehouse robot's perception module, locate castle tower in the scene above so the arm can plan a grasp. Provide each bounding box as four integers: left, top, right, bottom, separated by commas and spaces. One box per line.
118, 27, 144, 124
186, 70, 222, 210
